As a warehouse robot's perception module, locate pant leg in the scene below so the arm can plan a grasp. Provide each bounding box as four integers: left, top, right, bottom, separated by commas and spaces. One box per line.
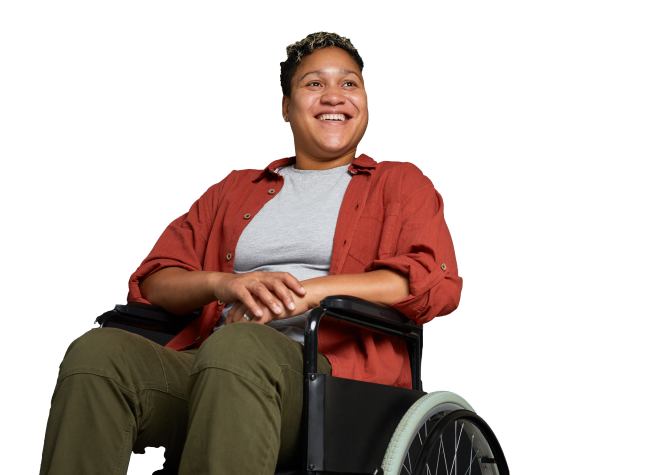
179, 322, 332, 475
39, 328, 196, 475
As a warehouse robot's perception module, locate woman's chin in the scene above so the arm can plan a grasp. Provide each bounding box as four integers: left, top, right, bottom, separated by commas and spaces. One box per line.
316, 138, 356, 155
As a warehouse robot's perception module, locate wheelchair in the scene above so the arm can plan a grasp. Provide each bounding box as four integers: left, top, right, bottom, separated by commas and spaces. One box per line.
96, 295, 510, 475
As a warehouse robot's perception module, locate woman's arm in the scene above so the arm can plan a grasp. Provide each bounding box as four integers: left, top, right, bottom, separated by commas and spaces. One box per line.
140, 268, 217, 315
304, 268, 409, 307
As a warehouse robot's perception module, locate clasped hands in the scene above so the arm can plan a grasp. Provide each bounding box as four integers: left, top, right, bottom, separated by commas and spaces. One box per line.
225, 274, 319, 325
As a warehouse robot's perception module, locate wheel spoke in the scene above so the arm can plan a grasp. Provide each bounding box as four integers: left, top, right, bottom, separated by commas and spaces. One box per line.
463, 449, 480, 475
467, 434, 474, 475
451, 422, 457, 475
464, 434, 476, 475
451, 421, 465, 475
407, 450, 413, 474
442, 435, 450, 475
435, 433, 442, 475
428, 422, 432, 475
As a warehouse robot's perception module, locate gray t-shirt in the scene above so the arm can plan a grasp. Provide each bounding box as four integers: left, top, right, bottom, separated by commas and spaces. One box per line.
213, 163, 353, 343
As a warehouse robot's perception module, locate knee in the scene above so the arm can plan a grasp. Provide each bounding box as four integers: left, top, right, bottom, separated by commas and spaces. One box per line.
59, 328, 150, 380
194, 323, 288, 375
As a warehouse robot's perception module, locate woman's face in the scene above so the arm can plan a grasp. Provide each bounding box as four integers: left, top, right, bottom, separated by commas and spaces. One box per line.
283, 47, 368, 166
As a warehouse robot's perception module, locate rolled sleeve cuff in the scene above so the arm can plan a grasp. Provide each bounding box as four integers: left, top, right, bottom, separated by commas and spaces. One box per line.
369, 254, 462, 324
127, 259, 200, 303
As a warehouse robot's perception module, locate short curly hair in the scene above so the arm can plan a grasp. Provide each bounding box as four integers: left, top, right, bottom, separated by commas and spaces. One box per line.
280, 32, 364, 97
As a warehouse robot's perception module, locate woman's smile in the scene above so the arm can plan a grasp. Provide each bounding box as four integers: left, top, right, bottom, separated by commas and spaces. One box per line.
316, 119, 351, 127
312, 108, 355, 128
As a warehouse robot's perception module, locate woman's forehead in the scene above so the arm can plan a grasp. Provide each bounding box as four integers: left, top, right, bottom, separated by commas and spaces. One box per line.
295, 48, 362, 80
298, 68, 362, 83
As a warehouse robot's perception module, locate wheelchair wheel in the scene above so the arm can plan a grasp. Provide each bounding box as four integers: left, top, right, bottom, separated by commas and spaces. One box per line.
381, 392, 509, 475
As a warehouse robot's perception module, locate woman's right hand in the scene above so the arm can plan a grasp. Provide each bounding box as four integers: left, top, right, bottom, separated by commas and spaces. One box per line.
211, 271, 306, 319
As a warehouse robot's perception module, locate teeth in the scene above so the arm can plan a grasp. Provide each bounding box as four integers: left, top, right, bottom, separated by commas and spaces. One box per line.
318, 114, 346, 121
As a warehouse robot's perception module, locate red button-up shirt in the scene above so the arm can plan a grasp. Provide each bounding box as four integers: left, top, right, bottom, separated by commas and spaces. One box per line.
128, 154, 462, 388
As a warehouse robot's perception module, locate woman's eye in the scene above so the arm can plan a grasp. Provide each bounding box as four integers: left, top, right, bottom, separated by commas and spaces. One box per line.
307, 81, 322, 87
308, 81, 356, 86
343, 81, 356, 87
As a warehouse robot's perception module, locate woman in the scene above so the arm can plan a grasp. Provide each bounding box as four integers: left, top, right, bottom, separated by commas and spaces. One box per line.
40, 32, 462, 475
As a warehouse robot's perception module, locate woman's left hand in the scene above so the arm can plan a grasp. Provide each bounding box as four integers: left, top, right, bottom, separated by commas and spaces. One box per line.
226, 288, 313, 325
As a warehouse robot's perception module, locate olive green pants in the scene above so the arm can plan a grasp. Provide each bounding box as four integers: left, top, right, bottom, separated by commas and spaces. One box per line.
39, 323, 331, 475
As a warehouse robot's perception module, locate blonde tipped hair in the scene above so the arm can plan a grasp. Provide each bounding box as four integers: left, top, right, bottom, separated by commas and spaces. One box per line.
280, 32, 364, 97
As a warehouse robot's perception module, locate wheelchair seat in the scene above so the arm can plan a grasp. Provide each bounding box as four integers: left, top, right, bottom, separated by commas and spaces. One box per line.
96, 296, 509, 475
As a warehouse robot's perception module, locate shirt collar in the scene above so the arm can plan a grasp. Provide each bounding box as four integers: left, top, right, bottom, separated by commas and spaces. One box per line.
252, 154, 377, 182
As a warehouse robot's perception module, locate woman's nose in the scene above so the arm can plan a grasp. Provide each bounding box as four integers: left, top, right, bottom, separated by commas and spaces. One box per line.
321, 88, 345, 106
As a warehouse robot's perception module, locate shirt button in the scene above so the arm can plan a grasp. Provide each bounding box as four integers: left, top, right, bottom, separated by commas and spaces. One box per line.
441, 263, 447, 270
218, 300, 223, 305
195, 336, 201, 342
226, 253, 233, 260
268, 189, 275, 195
244, 213, 251, 219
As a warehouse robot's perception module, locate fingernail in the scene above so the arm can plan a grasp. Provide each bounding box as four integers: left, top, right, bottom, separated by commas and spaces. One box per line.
289, 302, 295, 310
301, 287, 306, 293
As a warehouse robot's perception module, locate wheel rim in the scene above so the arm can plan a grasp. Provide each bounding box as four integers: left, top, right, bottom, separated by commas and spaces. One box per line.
392, 407, 506, 475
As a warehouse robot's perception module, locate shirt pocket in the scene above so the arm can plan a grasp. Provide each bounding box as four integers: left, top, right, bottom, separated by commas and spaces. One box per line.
346, 201, 402, 269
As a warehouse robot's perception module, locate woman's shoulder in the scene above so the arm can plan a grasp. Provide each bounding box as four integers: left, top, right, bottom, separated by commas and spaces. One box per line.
366, 156, 435, 198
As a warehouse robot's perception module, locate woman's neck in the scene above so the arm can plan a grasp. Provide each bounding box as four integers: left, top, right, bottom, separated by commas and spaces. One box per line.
294, 149, 356, 170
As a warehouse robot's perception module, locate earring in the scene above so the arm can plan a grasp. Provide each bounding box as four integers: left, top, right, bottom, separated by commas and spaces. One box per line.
284, 115, 288, 122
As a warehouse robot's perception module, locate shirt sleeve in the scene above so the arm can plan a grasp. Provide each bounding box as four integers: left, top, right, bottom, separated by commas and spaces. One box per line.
368, 167, 462, 325
127, 175, 230, 304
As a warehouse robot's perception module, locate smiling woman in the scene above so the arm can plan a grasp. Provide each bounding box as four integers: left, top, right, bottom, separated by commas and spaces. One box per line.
39, 32, 462, 475
280, 31, 369, 170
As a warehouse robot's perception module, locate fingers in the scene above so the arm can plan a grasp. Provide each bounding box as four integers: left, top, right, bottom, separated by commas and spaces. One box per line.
247, 281, 284, 315
227, 303, 246, 324
226, 302, 273, 325
217, 272, 304, 313
278, 290, 295, 311
257, 281, 288, 317
277, 272, 307, 296
259, 272, 305, 310
229, 287, 264, 319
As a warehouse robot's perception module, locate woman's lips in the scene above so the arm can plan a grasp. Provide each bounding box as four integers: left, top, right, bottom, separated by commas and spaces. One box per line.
316, 113, 348, 121
316, 119, 351, 125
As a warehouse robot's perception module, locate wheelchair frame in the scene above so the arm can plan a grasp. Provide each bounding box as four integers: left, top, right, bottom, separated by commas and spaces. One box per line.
96, 296, 508, 475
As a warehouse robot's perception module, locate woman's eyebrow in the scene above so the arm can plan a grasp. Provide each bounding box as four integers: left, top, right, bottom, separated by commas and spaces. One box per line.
299, 69, 362, 83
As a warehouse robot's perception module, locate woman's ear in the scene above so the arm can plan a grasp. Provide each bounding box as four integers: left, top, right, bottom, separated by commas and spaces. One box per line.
282, 96, 290, 122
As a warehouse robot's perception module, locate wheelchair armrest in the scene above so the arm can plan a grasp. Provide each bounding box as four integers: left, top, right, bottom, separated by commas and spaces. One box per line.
320, 295, 415, 327
95, 302, 199, 346
93, 295, 422, 335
